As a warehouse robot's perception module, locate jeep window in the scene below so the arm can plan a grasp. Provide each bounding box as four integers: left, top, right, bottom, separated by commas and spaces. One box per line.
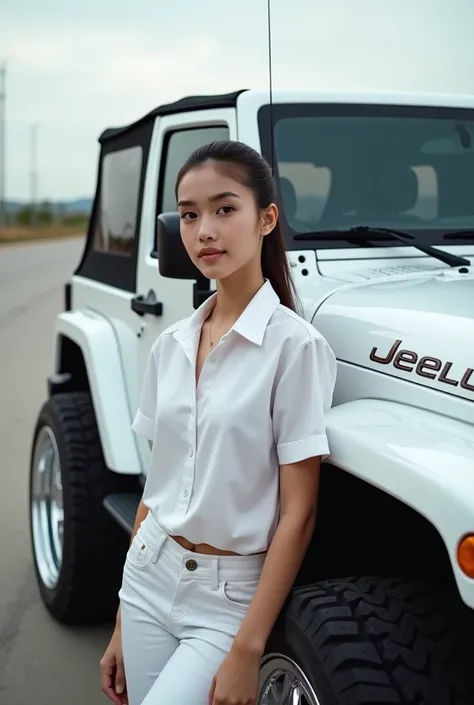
259, 103, 474, 249
93, 145, 143, 256
159, 126, 230, 213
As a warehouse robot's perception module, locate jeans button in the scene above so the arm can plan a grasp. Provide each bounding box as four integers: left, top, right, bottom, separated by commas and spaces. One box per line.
186, 559, 197, 571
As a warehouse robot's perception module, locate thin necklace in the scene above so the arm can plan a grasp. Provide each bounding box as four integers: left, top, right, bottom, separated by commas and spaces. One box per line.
208, 311, 215, 347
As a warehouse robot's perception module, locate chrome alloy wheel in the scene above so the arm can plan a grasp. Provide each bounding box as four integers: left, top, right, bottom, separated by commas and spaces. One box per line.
259, 653, 322, 705
30, 426, 64, 589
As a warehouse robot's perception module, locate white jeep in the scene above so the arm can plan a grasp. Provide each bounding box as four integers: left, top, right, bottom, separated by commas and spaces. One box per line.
29, 88, 474, 704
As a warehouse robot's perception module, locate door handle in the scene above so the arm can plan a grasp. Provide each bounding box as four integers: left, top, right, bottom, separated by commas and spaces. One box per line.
131, 290, 163, 317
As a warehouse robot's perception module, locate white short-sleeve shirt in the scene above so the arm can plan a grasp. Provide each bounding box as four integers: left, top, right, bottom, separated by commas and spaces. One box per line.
132, 280, 337, 555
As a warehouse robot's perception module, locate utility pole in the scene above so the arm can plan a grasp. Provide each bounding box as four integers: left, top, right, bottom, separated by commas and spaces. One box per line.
30, 123, 40, 227
0, 61, 6, 228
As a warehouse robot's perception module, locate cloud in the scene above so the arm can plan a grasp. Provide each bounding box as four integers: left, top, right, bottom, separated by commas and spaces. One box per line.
2, 0, 474, 199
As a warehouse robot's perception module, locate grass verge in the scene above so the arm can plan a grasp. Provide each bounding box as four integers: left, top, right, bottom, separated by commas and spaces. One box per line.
0, 226, 85, 246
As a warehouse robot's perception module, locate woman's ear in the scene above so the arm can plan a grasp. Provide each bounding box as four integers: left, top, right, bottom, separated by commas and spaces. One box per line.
260, 203, 279, 236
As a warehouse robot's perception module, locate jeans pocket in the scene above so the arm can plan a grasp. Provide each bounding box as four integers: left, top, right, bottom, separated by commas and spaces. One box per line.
220, 578, 260, 613
126, 530, 151, 569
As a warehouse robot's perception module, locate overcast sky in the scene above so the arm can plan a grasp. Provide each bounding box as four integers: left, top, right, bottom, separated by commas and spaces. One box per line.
2, 0, 474, 201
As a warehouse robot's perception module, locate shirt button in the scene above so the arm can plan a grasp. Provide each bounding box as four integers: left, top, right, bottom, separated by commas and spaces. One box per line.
209, 356, 215, 364
183, 489, 189, 497
189, 447, 194, 457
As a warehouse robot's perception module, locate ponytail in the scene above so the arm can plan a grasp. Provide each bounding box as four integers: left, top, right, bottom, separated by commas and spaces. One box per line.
176, 139, 299, 312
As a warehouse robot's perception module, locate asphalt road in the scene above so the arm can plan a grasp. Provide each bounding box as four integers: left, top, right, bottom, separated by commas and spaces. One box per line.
0, 238, 112, 704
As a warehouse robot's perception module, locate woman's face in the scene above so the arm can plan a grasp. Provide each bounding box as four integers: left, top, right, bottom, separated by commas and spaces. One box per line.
177, 161, 277, 281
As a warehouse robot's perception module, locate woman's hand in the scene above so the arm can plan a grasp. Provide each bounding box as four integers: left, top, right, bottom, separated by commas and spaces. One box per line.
209, 643, 261, 705
100, 626, 128, 705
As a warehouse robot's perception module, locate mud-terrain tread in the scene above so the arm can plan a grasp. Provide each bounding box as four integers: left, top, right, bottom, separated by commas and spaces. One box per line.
30, 392, 132, 625
275, 577, 473, 705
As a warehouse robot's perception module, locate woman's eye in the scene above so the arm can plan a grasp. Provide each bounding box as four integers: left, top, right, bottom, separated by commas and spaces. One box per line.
217, 206, 234, 215
180, 211, 196, 220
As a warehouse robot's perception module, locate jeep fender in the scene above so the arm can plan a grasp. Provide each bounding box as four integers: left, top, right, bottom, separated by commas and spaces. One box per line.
326, 399, 474, 609
53, 309, 141, 476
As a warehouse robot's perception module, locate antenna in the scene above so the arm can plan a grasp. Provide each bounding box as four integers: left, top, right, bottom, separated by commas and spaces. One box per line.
0, 61, 7, 228
266, 0, 275, 175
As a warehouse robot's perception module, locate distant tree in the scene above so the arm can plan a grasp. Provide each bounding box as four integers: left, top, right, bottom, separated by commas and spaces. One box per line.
62, 212, 89, 227
15, 206, 33, 226
37, 205, 53, 225
36, 201, 53, 225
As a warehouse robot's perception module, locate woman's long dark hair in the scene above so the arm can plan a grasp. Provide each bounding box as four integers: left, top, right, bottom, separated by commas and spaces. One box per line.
175, 140, 299, 312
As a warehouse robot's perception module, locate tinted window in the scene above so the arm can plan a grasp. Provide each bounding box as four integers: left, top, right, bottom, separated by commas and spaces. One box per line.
94, 145, 143, 255
269, 108, 474, 244
160, 126, 230, 213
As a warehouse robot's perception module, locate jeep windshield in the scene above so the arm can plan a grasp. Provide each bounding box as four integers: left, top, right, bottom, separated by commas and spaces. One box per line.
258, 103, 474, 251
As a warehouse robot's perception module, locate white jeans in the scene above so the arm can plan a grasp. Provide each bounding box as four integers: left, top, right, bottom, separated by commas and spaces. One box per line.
118, 511, 265, 705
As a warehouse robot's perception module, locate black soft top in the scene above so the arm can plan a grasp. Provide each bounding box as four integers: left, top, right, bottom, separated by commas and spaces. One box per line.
99, 89, 248, 143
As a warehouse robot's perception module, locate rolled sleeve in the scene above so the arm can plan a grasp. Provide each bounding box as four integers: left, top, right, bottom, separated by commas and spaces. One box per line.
132, 345, 158, 441
273, 335, 337, 465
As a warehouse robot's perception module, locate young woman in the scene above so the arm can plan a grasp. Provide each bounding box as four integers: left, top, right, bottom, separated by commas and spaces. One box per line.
100, 140, 337, 705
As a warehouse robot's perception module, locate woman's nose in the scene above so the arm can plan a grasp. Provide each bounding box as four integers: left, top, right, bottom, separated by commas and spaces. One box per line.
197, 217, 217, 241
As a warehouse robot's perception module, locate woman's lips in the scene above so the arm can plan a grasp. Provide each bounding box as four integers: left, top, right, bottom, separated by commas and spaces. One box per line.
200, 251, 225, 264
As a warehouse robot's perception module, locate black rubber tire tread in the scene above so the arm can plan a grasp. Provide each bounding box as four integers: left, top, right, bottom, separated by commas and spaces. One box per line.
29, 392, 132, 625
267, 576, 474, 705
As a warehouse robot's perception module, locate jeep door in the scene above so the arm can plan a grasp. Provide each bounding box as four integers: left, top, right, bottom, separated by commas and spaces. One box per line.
133, 108, 237, 472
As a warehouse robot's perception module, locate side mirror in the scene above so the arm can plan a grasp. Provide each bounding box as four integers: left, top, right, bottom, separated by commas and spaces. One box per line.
157, 212, 201, 280
157, 212, 212, 309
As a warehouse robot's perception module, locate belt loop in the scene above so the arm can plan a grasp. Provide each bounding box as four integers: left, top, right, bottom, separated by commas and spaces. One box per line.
152, 534, 166, 564
211, 558, 219, 591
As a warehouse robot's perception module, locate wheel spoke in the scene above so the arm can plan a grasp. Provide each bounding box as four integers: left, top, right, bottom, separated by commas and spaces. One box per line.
281, 675, 295, 705
51, 505, 64, 561
292, 684, 304, 705
54, 456, 63, 494
35, 454, 47, 502
268, 679, 281, 703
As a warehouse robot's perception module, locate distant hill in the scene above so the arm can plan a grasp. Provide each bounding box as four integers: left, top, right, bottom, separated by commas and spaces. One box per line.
5, 198, 93, 215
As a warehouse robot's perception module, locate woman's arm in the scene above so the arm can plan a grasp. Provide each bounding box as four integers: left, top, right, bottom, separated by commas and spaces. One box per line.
232, 455, 321, 656
229, 336, 336, 656
115, 498, 149, 628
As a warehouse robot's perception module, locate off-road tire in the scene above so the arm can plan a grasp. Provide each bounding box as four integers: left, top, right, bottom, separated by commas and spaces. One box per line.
264, 576, 474, 704
29, 392, 133, 625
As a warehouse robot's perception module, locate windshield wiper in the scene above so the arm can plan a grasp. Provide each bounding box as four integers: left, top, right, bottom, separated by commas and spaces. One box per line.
294, 225, 471, 268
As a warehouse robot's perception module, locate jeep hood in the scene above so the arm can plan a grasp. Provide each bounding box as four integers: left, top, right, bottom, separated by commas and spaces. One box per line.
313, 270, 474, 402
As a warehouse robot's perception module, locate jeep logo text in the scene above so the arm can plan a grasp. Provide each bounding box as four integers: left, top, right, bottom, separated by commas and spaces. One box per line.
369, 339, 474, 393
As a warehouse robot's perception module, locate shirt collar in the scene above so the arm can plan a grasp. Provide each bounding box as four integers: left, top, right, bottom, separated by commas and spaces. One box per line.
173, 279, 280, 346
